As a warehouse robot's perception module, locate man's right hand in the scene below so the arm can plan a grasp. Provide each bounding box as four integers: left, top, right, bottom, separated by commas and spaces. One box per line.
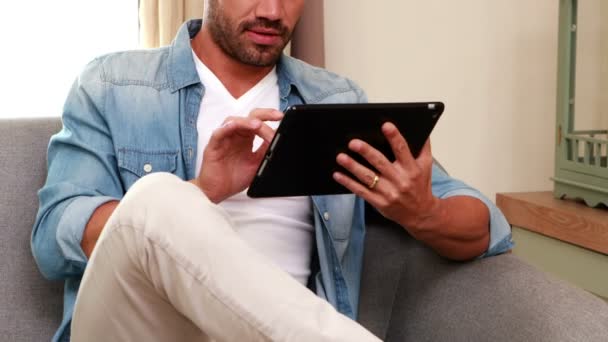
83, 109, 281, 258
190, 108, 283, 203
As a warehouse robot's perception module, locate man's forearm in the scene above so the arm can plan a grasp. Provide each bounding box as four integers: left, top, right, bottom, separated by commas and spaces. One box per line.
406, 196, 490, 261
81, 200, 120, 258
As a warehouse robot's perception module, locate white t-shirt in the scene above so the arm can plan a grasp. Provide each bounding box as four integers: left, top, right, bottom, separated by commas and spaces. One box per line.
193, 52, 314, 285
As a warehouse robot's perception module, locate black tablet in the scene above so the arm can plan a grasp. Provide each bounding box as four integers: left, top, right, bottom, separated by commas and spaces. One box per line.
247, 102, 444, 198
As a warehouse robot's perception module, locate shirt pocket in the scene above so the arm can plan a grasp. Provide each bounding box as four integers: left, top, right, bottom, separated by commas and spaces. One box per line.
117, 148, 179, 190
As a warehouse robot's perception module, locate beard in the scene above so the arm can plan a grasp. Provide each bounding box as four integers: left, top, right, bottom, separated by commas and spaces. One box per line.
206, 3, 292, 67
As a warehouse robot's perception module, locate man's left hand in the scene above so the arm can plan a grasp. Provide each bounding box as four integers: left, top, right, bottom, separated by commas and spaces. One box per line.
333, 122, 440, 235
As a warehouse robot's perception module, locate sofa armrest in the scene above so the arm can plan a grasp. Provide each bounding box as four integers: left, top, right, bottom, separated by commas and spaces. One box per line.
358, 207, 608, 341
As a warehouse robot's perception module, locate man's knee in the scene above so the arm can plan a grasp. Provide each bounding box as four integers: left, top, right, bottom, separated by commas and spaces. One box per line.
124, 172, 203, 209
104, 172, 230, 244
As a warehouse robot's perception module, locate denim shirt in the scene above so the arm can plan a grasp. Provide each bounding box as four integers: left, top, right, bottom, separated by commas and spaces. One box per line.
32, 20, 513, 342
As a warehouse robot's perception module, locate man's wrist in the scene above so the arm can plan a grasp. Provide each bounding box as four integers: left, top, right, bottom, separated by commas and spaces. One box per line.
391, 195, 445, 243
404, 196, 445, 241
187, 179, 223, 204
82, 200, 119, 258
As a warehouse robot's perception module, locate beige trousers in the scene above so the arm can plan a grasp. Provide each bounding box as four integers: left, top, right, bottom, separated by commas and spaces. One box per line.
71, 173, 380, 342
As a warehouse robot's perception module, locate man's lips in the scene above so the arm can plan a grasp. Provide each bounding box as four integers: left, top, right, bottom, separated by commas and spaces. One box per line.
245, 28, 282, 46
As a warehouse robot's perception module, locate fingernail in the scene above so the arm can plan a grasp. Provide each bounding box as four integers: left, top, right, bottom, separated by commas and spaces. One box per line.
383, 122, 396, 132
350, 140, 362, 150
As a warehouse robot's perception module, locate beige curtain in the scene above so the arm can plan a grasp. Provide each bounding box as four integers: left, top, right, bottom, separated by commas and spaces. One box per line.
139, 0, 204, 48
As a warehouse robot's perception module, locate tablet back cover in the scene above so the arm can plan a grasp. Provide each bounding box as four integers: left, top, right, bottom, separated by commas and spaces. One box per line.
247, 102, 444, 198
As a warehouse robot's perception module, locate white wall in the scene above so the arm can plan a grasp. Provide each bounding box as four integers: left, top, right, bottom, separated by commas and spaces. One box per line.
0, 0, 139, 118
324, 0, 560, 201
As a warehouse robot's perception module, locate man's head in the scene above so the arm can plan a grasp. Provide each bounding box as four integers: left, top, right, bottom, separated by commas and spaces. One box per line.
204, 0, 305, 67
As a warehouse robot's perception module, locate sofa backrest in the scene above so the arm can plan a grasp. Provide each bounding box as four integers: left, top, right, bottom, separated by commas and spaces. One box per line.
0, 118, 64, 341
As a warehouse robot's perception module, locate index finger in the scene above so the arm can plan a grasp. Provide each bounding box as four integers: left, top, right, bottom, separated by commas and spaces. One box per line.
207, 118, 262, 149
249, 108, 284, 122
382, 122, 415, 166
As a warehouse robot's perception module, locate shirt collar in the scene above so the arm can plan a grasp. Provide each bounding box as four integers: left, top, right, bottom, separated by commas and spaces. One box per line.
167, 20, 202, 93
168, 19, 301, 100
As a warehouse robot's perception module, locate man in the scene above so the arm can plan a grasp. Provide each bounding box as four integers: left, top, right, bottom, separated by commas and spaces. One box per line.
32, 0, 513, 341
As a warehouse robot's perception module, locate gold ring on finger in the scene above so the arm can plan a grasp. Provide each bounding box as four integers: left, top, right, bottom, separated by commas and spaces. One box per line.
368, 174, 379, 189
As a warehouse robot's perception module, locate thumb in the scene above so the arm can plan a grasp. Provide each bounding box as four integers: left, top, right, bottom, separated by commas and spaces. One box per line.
416, 138, 433, 166
254, 140, 270, 160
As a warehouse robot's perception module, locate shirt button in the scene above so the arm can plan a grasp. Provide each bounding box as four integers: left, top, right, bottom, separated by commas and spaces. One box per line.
323, 212, 330, 221
143, 163, 153, 173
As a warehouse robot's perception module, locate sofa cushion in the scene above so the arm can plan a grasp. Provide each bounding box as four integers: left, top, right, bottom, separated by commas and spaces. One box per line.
0, 118, 64, 341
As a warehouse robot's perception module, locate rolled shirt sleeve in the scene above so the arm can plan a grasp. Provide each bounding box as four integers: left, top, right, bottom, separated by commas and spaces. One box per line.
431, 163, 514, 257
56, 195, 119, 267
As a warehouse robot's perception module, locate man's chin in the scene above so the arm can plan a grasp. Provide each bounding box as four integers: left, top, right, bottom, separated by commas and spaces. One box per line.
245, 57, 280, 68
239, 47, 283, 67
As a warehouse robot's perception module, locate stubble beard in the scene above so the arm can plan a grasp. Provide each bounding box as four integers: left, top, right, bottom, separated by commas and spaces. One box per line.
207, 5, 292, 67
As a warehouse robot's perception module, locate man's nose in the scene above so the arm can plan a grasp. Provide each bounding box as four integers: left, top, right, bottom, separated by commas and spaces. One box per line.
254, 0, 282, 21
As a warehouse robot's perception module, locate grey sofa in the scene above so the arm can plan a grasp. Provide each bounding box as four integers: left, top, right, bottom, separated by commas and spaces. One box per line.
1, 118, 607, 342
